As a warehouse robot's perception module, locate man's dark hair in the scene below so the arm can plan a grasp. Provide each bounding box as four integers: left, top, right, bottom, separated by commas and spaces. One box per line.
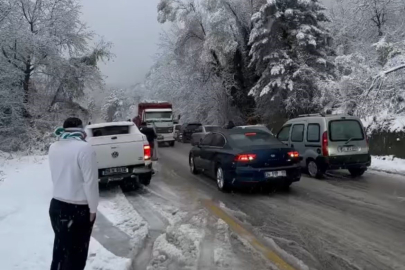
63, 117, 83, 129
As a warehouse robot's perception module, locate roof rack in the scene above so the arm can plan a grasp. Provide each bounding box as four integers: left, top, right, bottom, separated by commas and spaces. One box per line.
298, 113, 325, 118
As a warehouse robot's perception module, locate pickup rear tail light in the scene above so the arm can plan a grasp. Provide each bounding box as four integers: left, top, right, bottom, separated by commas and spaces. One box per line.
144, 145, 151, 160
235, 154, 256, 162
287, 151, 299, 158
322, 131, 329, 156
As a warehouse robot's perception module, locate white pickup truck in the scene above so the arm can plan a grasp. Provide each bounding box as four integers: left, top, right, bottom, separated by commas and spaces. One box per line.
85, 121, 153, 189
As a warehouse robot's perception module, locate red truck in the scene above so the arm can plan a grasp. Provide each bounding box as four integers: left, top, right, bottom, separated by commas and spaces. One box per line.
133, 102, 175, 146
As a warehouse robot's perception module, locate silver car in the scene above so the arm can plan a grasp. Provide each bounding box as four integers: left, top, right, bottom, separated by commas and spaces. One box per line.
191, 125, 220, 145
277, 114, 371, 178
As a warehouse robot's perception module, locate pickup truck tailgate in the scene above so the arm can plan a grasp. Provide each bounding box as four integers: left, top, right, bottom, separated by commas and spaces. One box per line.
88, 134, 146, 169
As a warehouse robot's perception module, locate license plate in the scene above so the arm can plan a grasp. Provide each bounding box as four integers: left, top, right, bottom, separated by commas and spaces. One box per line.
265, 171, 286, 178
340, 146, 358, 152
108, 177, 124, 182
103, 167, 128, 176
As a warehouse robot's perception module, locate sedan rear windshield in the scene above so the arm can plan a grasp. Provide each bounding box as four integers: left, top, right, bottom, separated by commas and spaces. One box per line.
329, 120, 364, 142
229, 132, 281, 146
92, 126, 130, 137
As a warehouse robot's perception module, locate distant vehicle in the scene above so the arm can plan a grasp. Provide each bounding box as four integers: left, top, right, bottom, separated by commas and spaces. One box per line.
277, 114, 371, 178
133, 101, 175, 147
178, 123, 202, 143
85, 121, 153, 190
189, 129, 302, 192
191, 125, 221, 146
234, 124, 273, 135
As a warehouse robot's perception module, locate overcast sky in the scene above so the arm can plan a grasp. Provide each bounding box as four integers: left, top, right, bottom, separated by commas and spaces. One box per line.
81, 0, 162, 88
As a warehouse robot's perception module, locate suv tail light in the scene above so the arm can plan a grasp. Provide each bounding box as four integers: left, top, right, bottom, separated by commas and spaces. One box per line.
287, 151, 299, 158
144, 145, 151, 160
234, 154, 256, 162
322, 131, 328, 156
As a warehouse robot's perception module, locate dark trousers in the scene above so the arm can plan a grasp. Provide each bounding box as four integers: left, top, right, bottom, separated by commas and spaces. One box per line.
49, 199, 95, 270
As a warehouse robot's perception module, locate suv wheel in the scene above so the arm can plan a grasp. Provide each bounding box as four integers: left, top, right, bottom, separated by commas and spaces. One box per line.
307, 160, 324, 179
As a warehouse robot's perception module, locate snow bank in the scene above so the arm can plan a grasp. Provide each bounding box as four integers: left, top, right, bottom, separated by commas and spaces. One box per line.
98, 189, 148, 245
363, 113, 405, 133
146, 210, 206, 270
370, 156, 405, 176
0, 156, 130, 270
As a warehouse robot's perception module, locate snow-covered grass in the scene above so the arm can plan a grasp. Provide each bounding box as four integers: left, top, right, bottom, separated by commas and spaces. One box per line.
370, 155, 405, 176
0, 155, 131, 270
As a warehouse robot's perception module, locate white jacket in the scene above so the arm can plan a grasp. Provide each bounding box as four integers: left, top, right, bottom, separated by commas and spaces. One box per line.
48, 139, 99, 213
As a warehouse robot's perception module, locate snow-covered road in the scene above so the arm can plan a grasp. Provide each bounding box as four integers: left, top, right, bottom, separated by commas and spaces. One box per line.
1, 145, 405, 270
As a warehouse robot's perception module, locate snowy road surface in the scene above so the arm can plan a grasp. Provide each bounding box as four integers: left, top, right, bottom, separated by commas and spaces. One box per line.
132, 143, 405, 270
1, 146, 405, 270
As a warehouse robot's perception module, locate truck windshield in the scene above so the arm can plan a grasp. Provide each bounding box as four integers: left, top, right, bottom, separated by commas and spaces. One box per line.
145, 112, 172, 121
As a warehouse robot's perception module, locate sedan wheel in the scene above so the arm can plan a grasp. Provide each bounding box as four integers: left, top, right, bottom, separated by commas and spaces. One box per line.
190, 155, 199, 174
216, 166, 230, 192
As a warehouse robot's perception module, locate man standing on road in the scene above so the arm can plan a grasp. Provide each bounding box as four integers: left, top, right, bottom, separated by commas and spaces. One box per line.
48, 117, 99, 270
139, 121, 157, 160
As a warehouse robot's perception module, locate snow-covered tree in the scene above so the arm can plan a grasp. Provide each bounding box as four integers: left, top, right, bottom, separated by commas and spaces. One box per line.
248, 0, 336, 117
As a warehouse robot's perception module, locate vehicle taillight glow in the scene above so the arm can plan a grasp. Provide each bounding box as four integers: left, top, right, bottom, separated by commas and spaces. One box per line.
144, 145, 151, 160
235, 154, 256, 162
322, 131, 328, 156
244, 132, 256, 136
287, 151, 299, 158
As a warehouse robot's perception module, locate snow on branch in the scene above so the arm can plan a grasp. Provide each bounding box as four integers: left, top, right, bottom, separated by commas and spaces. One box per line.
365, 64, 405, 96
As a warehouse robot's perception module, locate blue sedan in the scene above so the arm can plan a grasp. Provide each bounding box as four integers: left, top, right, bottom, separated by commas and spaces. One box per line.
189, 129, 302, 192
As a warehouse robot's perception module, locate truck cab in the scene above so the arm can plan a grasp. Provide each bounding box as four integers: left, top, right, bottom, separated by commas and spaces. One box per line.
135, 102, 176, 147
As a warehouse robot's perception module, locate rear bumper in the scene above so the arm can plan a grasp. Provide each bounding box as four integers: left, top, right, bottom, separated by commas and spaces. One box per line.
229, 164, 301, 186
317, 154, 371, 170
98, 164, 152, 184
157, 133, 175, 142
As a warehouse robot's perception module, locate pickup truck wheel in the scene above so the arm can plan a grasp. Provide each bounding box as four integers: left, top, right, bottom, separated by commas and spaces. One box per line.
120, 180, 136, 192
140, 174, 152, 186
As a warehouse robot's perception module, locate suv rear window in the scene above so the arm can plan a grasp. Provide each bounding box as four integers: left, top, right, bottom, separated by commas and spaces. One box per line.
92, 126, 130, 137
329, 120, 364, 142
186, 124, 202, 130
229, 132, 281, 146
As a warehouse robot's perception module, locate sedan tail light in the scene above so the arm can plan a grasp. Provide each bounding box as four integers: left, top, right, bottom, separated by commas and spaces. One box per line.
234, 154, 256, 162
287, 151, 299, 158
144, 145, 151, 160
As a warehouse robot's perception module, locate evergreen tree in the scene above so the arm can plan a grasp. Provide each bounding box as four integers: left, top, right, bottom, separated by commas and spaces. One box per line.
249, 0, 336, 116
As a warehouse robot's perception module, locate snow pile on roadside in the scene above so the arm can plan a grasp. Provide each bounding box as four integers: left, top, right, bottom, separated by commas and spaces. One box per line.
370, 155, 405, 175
98, 189, 148, 245
147, 210, 206, 270
213, 219, 235, 269
0, 155, 130, 270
